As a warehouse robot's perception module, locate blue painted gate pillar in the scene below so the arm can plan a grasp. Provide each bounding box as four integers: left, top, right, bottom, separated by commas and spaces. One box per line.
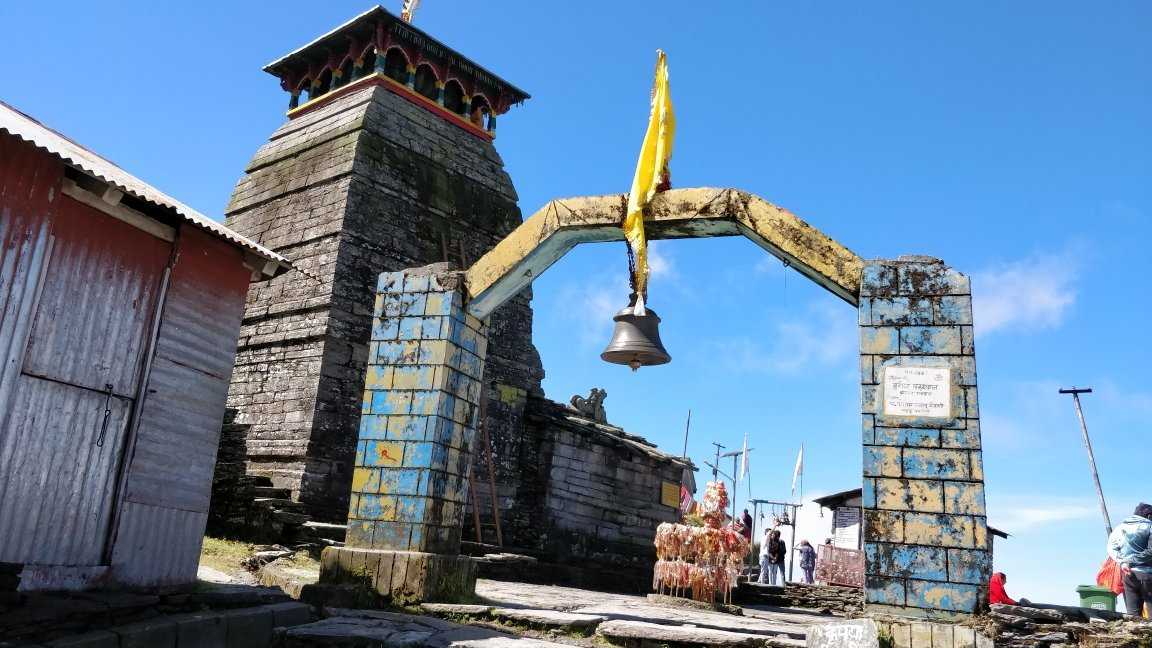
859, 256, 990, 617
320, 262, 487, 603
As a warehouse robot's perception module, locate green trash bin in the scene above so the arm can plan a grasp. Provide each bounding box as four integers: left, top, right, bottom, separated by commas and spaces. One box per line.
1076, 585, 1118, 612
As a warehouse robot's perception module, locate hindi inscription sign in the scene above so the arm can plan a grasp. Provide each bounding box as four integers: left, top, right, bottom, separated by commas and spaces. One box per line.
883, 366, 951, 418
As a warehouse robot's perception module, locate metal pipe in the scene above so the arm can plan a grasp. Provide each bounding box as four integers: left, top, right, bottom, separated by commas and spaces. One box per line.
788, 504, 797, 583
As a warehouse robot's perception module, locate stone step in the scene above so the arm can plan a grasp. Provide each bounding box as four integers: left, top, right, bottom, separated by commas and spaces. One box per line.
301, 521, 347, 541
272, 510, 311, 526
491, 608, 605, 632
250, 486, 293, 499
596, 619, 805, 648
253, 497, 306, 510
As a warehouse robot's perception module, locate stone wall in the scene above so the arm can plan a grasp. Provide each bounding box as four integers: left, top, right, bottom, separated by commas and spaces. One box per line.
465, 396, 690, 591
222, 84, 543, 521
536, 399, 687, 575
858, 257, 990, 616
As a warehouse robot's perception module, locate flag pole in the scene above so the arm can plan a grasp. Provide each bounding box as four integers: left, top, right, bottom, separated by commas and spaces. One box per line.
799, 443, 804, 504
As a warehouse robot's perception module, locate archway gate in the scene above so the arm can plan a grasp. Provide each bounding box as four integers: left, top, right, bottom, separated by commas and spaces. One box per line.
319, 188, 989, 617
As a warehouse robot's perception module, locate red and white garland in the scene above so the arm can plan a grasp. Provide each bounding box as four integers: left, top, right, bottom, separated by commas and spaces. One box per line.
652, 481, 749, 604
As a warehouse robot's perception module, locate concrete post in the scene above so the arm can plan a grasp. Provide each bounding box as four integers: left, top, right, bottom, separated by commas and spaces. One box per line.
858, 257, 990, 617
319, 262, 487, 604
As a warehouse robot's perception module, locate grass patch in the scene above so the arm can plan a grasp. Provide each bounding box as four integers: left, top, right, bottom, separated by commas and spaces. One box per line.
279, 550, 321, 573
199, 536, 256, 575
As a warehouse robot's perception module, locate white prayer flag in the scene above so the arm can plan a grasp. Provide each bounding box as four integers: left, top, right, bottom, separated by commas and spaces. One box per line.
791, 444, 804, 496
739, 432, 749, 482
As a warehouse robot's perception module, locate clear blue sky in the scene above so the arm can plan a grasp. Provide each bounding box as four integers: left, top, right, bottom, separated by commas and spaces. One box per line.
3, 1, 1148, 604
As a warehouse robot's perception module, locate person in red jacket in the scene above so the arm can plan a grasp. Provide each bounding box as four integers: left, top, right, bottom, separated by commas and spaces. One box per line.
990, 572, 1017, 605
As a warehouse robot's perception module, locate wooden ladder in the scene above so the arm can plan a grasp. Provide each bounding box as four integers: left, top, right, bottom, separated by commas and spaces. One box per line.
467, 385, 503, 547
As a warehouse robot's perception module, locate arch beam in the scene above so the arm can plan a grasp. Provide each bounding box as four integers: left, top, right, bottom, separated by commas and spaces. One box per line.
464, 187, 865, 318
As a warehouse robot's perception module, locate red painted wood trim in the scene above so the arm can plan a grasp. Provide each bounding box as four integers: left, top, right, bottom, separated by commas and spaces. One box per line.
288, 73, 494, 142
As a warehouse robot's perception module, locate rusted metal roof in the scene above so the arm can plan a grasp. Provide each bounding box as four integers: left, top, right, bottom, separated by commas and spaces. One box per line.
0, 100, 290, 276
812, 488, 864, 508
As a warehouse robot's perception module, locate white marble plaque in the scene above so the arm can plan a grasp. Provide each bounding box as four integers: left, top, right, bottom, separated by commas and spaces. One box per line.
883, 366, 951, 418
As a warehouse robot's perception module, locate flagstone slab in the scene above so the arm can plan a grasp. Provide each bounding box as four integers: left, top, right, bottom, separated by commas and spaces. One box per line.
596, 619, 805, 647
421, 603, 495, 617
490, 608, 605, 630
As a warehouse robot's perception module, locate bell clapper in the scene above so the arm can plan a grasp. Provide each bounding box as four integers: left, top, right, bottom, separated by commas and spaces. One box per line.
629, 359, 641, 372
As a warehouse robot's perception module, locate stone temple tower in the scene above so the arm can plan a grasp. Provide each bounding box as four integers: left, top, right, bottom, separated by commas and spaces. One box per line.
223, 6, 543, 521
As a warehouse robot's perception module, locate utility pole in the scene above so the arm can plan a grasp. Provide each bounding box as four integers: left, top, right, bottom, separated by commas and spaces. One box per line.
1059, 387, 1112, 536
722, 449, 751, 528
710, 442, 725, 480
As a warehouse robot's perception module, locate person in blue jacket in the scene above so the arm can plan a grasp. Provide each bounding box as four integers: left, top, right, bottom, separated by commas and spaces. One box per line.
1107, 502, 1152, 617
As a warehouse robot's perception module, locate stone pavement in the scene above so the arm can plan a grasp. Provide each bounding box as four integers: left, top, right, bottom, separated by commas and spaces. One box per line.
474, 579, 833, 640
257, 558, 840, 647
0, 582, 311, 647
281, 608, 573, 647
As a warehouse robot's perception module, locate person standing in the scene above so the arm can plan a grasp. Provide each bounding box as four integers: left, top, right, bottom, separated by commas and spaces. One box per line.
795, 540, 816, 584
757, 526, 773, 584
741, 509, 754, 543
1108, 503, 1152, 617
765, 530, 787, 585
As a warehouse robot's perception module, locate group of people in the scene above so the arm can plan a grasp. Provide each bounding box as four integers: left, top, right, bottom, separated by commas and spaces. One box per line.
737, 509, 817, 586
732, 502, 1152, 616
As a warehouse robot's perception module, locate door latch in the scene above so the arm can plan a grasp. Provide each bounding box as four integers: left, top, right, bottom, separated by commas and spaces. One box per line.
96, 383, 114, 447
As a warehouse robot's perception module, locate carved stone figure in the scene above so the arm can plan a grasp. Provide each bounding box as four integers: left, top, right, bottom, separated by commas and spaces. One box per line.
570, 388, 608, 423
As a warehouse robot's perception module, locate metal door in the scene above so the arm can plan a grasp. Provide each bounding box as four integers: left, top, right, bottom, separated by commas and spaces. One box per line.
0, 196, 170, 565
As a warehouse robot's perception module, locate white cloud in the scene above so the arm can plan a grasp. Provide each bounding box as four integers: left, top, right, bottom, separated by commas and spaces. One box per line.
711, 300, 857, 375
1095, 380, 1152, 415
971, 250, 1079, 337
555, 276, 629, 348
551, 242, 680, 349
986, 494, 1100, 533
647, 241, 675, 279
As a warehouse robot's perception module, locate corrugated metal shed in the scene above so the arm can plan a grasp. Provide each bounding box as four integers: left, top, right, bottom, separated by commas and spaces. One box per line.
0, 100, 290, 276
0, 107, 273, 590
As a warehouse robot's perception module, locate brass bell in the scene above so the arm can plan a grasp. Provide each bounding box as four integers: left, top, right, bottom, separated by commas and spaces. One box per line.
600, 295, 671, 371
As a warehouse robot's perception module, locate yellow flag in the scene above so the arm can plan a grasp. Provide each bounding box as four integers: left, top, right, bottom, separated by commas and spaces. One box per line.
625, 50, 675, 312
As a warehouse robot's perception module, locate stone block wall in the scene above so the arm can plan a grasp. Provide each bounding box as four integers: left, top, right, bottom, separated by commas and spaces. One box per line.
463, 395, 689, 592
222, 84, 543, 520
536, 401, 686, 571
859, 257, 989, 616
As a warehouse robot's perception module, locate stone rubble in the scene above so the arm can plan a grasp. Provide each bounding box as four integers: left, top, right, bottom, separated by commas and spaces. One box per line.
978, 603, 1152, 648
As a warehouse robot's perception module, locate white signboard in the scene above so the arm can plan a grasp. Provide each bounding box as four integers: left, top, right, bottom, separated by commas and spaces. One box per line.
883, 366, 951, 418
833, 506, 860, 549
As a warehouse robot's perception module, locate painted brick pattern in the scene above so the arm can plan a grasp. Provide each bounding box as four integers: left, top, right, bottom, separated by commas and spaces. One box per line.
347, 264, 486, 555
859, 257, 990, 616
